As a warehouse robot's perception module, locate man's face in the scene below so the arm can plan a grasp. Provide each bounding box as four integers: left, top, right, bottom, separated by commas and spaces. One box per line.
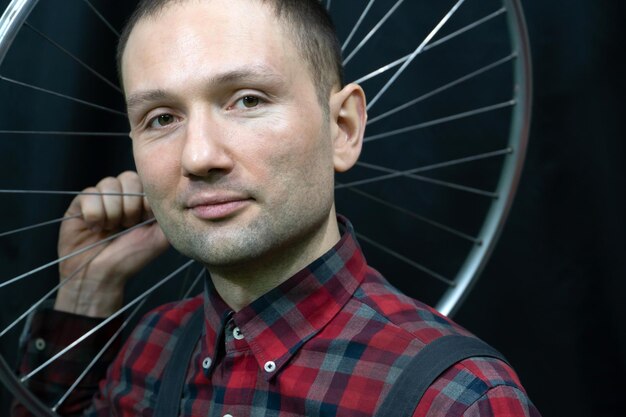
123, 0, 338, 268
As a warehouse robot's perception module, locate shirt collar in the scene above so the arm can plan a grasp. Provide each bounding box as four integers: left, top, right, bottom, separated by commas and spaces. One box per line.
202, 216, 368, 380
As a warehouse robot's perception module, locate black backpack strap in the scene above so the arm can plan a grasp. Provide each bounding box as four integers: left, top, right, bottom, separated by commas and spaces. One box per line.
375, 335, 509, 417
153, 306, 204, 417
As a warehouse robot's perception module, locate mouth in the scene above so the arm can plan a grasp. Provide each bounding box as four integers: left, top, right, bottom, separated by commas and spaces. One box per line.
186, 195, 253, 220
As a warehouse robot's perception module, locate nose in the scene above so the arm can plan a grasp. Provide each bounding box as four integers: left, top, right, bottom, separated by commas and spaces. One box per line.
181, 111, 234, 178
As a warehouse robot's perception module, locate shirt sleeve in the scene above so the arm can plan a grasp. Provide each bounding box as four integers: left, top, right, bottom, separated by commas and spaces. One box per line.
10, 308, 122, 417
461, 385, 542, 417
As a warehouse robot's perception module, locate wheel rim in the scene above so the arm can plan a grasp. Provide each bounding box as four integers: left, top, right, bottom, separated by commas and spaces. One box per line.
0, 0, 532, 415
436, 0, 532, 315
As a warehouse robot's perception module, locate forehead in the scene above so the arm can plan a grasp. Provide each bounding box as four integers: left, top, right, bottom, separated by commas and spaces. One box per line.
121, 0, 304, 95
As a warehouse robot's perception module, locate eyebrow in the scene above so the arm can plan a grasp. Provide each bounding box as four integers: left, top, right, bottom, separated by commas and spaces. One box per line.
126, 90, 169, 112
125, 65, 286, 111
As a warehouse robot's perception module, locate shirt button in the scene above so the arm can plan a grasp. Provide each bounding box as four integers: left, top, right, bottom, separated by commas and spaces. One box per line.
233, 326, 244, 340
264, 361, 276, 373
34, 338, 46, 351
224, 414, 234, 417
202, 357, 212, 369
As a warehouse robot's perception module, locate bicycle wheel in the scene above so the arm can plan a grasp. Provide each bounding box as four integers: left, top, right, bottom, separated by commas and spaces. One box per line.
0, 0, 532, 415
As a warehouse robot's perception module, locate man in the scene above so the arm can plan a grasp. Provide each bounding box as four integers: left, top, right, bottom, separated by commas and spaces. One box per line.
14, 0, 541, 416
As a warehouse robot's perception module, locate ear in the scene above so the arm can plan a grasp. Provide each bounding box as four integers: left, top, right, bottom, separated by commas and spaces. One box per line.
329, 83, 367, 172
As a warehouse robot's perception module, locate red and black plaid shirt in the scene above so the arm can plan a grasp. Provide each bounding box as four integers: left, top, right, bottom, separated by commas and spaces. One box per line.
14, 218, 541, 417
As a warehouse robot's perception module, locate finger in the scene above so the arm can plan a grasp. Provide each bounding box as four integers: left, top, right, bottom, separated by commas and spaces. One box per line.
96, 177, 123, 231
119, 171, 144, 228
78, 186, 106, 232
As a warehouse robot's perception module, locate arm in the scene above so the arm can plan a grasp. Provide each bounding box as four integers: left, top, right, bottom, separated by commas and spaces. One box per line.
411, 358, 541, 417
410, 383, 541, 417
11, 310, 123, 417
461, 385, 542, 417
12, 171, 169, 416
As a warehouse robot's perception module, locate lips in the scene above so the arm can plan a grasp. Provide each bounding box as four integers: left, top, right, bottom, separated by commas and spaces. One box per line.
186, 194, 252, 220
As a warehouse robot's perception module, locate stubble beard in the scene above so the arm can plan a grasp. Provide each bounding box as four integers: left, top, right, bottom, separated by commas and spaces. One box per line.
151, 187, 334, 272
173, 216, 283, 267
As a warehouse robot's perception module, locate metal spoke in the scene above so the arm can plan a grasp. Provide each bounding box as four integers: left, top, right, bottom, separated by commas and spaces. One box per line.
364, 100, 516, 143
353, 55, 409, 85
426, 7, 506, 51
356, 232, 453, 286
0, 189, 143, 197
367, 0, 466, 111
352, 8, 506, 85
404, 174, 497, 198
181, 268, 206, 300
0, 214, 81, 239
21, 260, 195, 382
342, 185, 480, 244
52, 267, 206, 412
368, 54, 516, 125
326, 0, 332, 11
334, 148, 513, 190
82, 0, 120, 37
0, 75, 126, 116
356, 161, 498, 198
0, 130, 128, 137
52, 299, 146, 412
0, 218, 156, 290
24, 22, 123, 94
341, 0, 376, 52
0, 245, 106, 338
343, 0, 404, 66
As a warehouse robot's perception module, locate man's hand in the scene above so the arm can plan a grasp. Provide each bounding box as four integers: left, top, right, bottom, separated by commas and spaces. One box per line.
55, 171, 169, 317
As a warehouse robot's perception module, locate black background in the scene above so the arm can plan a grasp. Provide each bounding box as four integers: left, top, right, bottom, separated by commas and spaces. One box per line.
0, 1, 624, 416
458, 1, 626, 416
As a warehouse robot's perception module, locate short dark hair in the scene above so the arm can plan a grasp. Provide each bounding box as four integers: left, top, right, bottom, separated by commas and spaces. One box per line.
116, 0, 344, 105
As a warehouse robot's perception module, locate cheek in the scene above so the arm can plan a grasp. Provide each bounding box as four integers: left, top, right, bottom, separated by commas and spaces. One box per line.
256, 119, 333, 194
133, 142, 180, 202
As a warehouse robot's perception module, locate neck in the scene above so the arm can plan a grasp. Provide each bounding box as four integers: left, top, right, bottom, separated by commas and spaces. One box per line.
208, 213, 341, 311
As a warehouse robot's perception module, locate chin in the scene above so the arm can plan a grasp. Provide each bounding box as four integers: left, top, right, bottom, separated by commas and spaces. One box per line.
168, 227, 272, 266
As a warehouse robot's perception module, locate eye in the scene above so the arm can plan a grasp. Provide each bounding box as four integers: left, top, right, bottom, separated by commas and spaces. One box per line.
238, 95, 260, 108
149, 113, 177, 128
